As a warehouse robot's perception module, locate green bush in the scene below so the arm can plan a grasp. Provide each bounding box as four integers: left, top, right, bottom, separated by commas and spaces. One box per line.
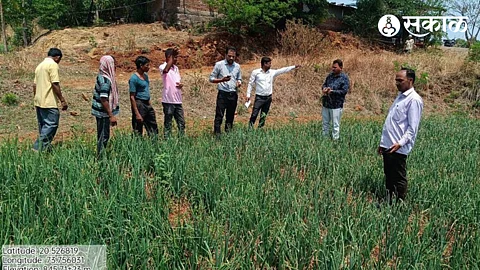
1, 93, 19, 106
455, 38, 468, 48
468, 42, 480, 62
0, 44, 13, 53
12, 26, 32, 47
392, 61, 429, 90
205, 0, 327, 34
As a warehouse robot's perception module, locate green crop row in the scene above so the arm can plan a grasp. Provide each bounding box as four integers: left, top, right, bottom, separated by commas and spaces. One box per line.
1, 116, 479, 269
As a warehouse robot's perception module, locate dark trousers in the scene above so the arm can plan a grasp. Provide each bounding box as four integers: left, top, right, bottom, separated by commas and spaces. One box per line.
249, 95, 272, 128
33, 107, 60, 151
214, 91, 238, 134
162, 103, 185, 138
382, 149, 408, 202
96, 117, 110, 157
132, 99, 158, 136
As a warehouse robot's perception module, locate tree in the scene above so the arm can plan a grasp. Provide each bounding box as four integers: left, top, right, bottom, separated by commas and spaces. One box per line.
344, 0, 385, 37
345, 0, 447, 46
33, 0, 87, 29
0, 0, 7, 52
2, 0, 33, 47
448, 0, 480, 45
204, 0, 329, 34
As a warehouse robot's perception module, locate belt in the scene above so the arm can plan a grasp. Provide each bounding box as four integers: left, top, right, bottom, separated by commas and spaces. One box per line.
218, 90, 237, 96
135, 98, 150, 103
256, 94, 272, 98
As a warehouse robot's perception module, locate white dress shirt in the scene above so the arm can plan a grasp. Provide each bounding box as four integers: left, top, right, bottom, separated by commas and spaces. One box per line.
246, 66, 296, 98
380, 88, 424, 155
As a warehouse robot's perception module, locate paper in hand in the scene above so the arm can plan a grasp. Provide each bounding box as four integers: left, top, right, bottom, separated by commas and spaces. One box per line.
244, 100, 251, 109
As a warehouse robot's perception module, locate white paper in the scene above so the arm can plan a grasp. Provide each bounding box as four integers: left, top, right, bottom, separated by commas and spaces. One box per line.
244, 100, 251, 109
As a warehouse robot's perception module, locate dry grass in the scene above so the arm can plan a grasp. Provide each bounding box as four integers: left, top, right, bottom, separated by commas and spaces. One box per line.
0, 22, 477, 141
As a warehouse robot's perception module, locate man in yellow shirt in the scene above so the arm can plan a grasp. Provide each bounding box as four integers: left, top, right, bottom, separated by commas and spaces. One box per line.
33, 48, 68, 151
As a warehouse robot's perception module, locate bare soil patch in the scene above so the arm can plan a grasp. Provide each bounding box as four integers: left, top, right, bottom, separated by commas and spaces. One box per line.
0, 23, 477, 142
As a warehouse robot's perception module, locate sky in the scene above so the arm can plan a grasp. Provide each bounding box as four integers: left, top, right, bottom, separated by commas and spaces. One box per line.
327, 0, 467, 40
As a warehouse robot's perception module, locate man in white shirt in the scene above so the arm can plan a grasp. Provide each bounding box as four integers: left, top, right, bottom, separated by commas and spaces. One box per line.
378, 68, 423, 203
404, 35, 415, 54
246, 57, 301, 128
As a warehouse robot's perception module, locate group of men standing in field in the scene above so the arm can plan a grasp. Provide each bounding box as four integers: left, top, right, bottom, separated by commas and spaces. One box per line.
32, 46, 423, 204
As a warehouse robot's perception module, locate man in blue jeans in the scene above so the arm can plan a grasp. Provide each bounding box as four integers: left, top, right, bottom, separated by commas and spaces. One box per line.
33, 48, 68, 151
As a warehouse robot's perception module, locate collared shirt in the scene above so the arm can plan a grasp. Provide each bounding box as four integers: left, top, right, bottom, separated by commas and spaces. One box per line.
34, 58, 60, 108
159, 62, 182, 104
209, 60, 242, 92
380, 88, 424, 155
129, 73, 150, 101
322, 72, 350, 109
246, 66, 296, 98
91, 75, 120, 118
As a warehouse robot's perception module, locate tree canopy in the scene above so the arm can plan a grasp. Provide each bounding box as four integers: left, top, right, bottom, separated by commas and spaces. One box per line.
345, 0, 447, 43
448, 0, 480, 45
204, 0, 329, 34
0, 0, 152, 49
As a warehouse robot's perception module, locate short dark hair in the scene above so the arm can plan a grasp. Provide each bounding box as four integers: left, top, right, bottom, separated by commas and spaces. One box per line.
261, 56, 271, 66
135, 56, 150, 69
401, 67, 416, 84
165, 48, 178, 59
333, 59, 343, 68
225, 46, 237, 55
48, 48, 62, 58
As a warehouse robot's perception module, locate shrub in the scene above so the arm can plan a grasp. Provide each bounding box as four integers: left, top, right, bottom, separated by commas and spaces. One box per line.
1, 93, 19, 106
392, 61, 429, 91
468, 42, 480, 62
205, 0, 327, 34
455, 38, 468, 48
279, 20, 328, 56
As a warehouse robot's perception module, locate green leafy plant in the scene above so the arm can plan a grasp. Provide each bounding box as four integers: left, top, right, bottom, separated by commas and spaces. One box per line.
455, 38, 468, 48
393, 61, 429, 90
0, 117, 479, 268
205, 0, 328, 34
88, 36, 98, 48
468, 42, 480, 62
1, 93, 19, 106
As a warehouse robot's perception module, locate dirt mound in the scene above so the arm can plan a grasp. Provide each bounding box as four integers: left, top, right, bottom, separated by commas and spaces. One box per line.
95, 37, 225, 72
320, 30, 362, 50
28, 23, 198, 69
27, 23, 368, 73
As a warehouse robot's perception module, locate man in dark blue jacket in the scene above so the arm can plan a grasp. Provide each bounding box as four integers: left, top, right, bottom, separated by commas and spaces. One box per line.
321, 59, 350, 140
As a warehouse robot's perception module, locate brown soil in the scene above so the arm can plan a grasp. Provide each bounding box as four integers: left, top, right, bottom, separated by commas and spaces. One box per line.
0, 23, 477, 142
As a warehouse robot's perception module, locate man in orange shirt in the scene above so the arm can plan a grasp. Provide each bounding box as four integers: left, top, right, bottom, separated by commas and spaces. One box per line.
33, 48, 68, 151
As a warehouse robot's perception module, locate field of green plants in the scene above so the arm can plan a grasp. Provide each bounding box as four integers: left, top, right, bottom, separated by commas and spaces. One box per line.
1, 116, 479, 269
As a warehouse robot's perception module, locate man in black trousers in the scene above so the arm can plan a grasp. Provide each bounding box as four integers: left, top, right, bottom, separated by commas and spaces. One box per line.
209, 46, 242, 137
245, 56, 300, 128
378, 68, 423, 203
